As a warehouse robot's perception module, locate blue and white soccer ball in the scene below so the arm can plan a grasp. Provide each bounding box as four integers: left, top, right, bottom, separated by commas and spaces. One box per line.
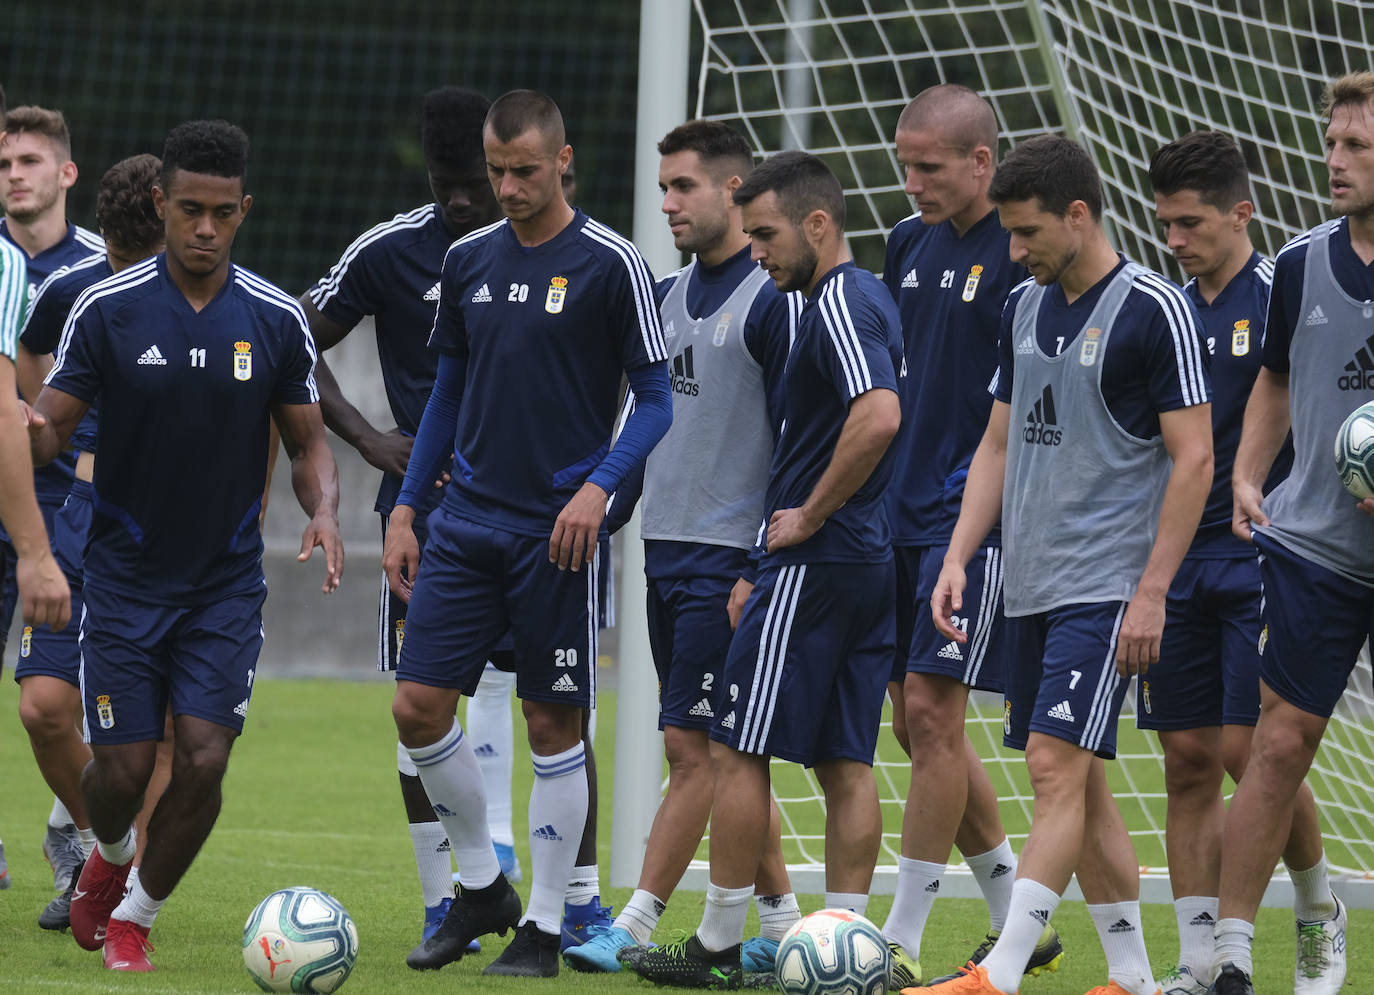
776, 909, 891, 995
1335, 400, 1374, 501
243, 886, 359, 993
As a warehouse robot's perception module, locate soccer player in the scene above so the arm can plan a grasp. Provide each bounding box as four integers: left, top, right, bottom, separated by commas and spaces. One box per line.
632, 149, 903, 989
1144, 131, 1336, 995
15, 153, 165, 932
880, 84, 1061, 988
1, 103, 103, 886
300, 86, 510, 947
387, 89, 670, 977
912, 134, 1213, 995
1208, 71, 1374, 995
567, 120, 801, 975
30, 119, 343, 973
0, 82, 73, 891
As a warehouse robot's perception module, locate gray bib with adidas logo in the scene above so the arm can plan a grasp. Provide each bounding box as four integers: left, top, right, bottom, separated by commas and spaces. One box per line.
1002, 262, 1171, 615
641, 262, 775, 550
1258, 220, 1374, 583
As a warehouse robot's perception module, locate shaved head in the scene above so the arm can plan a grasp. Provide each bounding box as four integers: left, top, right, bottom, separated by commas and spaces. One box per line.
896, 84, 997, 155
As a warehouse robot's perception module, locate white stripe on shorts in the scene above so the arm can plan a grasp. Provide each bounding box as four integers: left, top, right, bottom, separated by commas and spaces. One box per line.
740, 564, 806, 754
964, 547, 1002, 686
377, 568, 392, 671
1081, 603, 1126, 752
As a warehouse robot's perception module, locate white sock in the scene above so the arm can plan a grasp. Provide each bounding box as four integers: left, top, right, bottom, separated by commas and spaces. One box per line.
825, 891, 868, 916
126, 864, 140, 895
49, 797, 73, 828
983, 878, 1061, 994
409, 822, 454, 907
405, 720, 500, 890
567, 863, 600, 906
1089, 900, 1154, 995
883, 856, 944, 955
965, 840, 1017, 933
76, 826, 97, 859
615, 888, 666, 945
756, 893, 801, 942
466, 664, 517, 846
1174, 896, 1218, 982
523, 742, 588, 934
1289, 855, 1337, 921
111, 876, 165, 928
699, 882, 753, 951
1213, 917, 1254, 977
96, 826, 137, 866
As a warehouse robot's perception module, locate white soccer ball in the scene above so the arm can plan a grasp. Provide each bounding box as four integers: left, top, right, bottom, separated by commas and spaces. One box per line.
1335, 400, 1374, 501
243, 887, 359, 993
776, 909, 891, 995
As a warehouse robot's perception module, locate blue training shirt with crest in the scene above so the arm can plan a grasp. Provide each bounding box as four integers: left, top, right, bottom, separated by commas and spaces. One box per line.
46, 254, 319, 603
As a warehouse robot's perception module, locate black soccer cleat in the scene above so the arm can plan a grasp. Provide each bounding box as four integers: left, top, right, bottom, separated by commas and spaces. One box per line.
483, 920, 562, 977
38, 857, 83, 931
632, 933, 743, 989
405, 874, 521, 971
1206, 963, 1255, 995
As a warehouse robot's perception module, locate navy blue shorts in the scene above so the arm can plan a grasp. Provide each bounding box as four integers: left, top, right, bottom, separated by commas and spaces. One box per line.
0, 537, 16, 656
79, 582, 267, 744
647, 574, 737, 731
15, 485, 91, 686
398, 509, 598, 708
893, 544, 1007, 692
712, 560, 894, 766
1254, 532, 1374, 718
1137, 556, 1262, 730
1003, 601, 1131, 759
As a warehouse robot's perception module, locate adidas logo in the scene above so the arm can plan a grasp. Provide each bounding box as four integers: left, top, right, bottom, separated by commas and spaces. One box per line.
1107, 917, 1135, 934
424, 281, 441, 302
137, 345, 168, 366
1306, 304, 1329, 326
437, 839, 451, 852
901, 269, 919, 288
1031, 909, 1050, 925
925, 880, 940, 893
1047, 699, 1075, 722
937, 640, 964, 661
1189, 911, 1216, 927
1339, 331, 1374, 390
654, 899, 667, 915
688, 698, 715, 719
471, 282, 493, 303
233, 698, 248, 718
664, 319, 677, 339
671, 346, 701, 397
1023, 384, 1063, 446
473, 743, 497, 757
1016, 334, 1035, 355
433, 803, 456, 817
721, 711, 736, 730
552, 673, 579, 692
991, 863, 1012, 879
532, 823, 564, 842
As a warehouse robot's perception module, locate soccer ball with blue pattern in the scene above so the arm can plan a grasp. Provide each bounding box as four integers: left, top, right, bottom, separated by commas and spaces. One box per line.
1335, 400, 1374, 501
243, 887, 359, 993
776, 909, 890, 995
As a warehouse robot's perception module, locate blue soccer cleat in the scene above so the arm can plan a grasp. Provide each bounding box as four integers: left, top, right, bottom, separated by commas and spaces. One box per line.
560, 896, 614, 951
564, 924, 637, 972
742, 935, 780, 972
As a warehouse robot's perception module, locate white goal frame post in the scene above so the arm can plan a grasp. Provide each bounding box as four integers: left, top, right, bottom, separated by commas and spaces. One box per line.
616, 0, 1374, 909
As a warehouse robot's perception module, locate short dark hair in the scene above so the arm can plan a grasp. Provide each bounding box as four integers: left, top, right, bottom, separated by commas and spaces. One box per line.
159, 120, 249, 192
4, 105, 72, 160
422, 87, 490, 170
485, 89, 565, 151
657, 120, 754, 183
989, 134, 1102, 219
732, 149, 846, 229
1149, 131, 1251, 210
97, 154, 163, 256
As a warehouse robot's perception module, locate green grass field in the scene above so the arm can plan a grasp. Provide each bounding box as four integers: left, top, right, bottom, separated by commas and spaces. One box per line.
0, 676, 1367, 992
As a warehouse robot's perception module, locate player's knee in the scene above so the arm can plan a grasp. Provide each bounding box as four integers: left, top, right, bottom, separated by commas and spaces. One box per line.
1024, 737, 1089, 802
17, 695, 68, 743
1249, 714, 1318, 787
172, 739, 232, 790
523, 699, 582, 754
664, 726, 712, 783
1161, 734, 1224, 798
902, 682, 964, 751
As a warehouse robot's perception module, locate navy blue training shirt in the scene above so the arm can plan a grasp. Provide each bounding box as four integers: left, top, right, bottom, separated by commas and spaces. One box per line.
764, 262, 903, 566
46, 255, 319, 603
883, 209, 1026, 545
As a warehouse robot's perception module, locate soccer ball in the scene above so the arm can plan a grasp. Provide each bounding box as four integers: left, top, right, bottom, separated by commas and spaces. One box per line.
776, 909, 891, 995
243, 887, 359, 993
1335, 400, 1374, 500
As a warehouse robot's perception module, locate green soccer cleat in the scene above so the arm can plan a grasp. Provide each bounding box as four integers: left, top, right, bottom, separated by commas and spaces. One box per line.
888, 941, 923, 989
632, 933, 743, 989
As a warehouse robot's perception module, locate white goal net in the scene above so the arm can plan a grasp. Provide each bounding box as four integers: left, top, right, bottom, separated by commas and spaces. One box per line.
668, 0, 1374, 907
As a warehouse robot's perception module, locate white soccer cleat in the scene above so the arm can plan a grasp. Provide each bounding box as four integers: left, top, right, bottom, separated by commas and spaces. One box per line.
1293, 895, 1347, 994
1156, 964, 1207, 995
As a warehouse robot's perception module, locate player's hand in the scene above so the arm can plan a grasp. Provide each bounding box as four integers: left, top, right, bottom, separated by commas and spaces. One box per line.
1116, 589, 1165, 676
1232, 479, 1268, 542
766, 506, 820, 551
931, 562, 968, 642
549, 482, 607, 572
16, 550, 70, 632
1359, 497, 1374, 519
727, 577, 754, 630
382, 508, 420, 602
299, 513, 345, 594
360, 427, 413, 478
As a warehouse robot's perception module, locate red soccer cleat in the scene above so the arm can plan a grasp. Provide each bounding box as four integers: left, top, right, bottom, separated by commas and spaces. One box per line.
70, 848, 133, 951
103, 917, 155, 972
